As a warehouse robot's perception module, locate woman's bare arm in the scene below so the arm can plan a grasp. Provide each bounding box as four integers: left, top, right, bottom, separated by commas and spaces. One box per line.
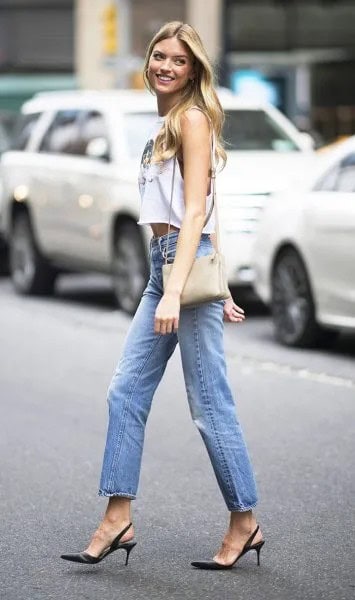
154, 109, 210, 334
164, 109, 210, 294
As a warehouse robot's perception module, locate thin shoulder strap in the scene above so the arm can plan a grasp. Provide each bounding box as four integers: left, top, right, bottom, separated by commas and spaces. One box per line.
210, 129, 222, 254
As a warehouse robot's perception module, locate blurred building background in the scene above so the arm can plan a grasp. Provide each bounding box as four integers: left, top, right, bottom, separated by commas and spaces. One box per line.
1, 0, 355, 143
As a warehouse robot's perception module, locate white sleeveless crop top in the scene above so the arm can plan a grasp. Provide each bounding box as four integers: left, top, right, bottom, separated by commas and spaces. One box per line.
137, 115, 215, 234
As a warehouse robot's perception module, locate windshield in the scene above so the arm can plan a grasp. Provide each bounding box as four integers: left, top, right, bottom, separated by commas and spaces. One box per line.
223, 109, 300, 152
123, 108, 300, 157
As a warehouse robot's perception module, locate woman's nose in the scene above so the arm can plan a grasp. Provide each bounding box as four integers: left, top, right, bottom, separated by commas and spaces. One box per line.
160, 58, 172, 71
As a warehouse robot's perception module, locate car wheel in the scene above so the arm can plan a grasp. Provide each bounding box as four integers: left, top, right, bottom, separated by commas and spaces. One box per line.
10, 212, 57, 295
271, 249, 321, 347
112, 222, 149, 315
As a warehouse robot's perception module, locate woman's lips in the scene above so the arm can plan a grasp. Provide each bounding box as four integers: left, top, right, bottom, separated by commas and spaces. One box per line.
156, 74, 174, 83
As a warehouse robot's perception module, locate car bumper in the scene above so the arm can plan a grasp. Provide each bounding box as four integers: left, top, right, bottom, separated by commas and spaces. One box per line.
222, 230, 257, 286
251, 245, 272, 304
219, 192, 269, 286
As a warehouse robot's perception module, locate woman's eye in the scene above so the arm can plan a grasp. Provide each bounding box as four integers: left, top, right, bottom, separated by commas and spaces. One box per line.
175, 59, 185, 65
153, 53, 163, 60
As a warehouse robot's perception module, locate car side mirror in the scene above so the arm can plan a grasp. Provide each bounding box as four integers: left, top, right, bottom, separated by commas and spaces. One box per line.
86, 137, 110, 161
298, 132, 315, 151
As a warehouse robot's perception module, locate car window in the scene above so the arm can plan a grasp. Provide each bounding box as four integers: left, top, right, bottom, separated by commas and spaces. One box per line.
11, 112, 41, 151
122, 112, 161, 158
39, 110, 83, 155
313, 164, 340, 191
122, 109, 300, 156
335, 166, 355, 193
0, 122, 10, 153
223, 110, 299, 152
314, 152, 355, 192
0, 112, 18, 152
78, 110, 111, 160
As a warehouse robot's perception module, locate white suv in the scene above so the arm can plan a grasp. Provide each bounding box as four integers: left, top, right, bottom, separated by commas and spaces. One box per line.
0, 89, 314, 313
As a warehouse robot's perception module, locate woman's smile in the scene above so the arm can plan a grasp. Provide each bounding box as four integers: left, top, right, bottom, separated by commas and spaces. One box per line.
156, 73, 175, 84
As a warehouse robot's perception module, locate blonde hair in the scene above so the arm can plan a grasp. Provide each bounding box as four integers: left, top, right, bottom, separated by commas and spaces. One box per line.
143, 21, 226, 169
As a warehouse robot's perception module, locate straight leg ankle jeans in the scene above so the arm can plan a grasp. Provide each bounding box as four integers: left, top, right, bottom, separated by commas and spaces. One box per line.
99, 231, 258, 511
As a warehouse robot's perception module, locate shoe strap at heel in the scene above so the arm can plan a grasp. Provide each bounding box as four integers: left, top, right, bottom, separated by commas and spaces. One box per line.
244, 525, 259, 550
111, 522, 133, 547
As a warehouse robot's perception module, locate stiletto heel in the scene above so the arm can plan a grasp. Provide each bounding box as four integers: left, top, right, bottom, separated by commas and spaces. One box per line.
254, 540, 265, 566
60, 522, 136, 565
191, 524, 265, 570
121, 541, 137, 566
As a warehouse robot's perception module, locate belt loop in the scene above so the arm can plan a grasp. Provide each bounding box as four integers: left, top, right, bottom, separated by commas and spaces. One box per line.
158, 236, 164, 258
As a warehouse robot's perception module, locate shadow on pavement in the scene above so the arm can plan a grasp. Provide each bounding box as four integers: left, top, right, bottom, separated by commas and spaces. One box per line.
55, 277, 270, 317
56, 274, 270, 317
4, 272, 355, 356
326, 332, 355, 358
229, 285, 270, 317
55, 274, 117, 310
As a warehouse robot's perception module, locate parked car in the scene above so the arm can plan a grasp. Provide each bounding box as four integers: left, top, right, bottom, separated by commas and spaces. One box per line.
252, 136, 355, 347
0, 89, 314, 313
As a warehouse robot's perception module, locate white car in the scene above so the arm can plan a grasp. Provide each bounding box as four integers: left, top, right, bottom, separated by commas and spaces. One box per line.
252, 136, 355, 347
0, 89, 314, 313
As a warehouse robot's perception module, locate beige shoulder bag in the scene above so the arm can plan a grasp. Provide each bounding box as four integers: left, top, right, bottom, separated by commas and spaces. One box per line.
162, 130, 230, 307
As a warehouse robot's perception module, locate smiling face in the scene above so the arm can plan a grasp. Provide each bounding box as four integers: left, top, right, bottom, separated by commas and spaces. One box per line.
147, 36, 195, 98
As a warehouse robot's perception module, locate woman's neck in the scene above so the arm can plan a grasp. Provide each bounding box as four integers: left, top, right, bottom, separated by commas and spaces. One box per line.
157, 92, 183, 116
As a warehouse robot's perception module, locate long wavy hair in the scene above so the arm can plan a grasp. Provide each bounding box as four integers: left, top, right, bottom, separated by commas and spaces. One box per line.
143, 21, 226, 169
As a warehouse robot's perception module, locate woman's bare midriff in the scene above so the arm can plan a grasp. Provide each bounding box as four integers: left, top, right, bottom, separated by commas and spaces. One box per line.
150, 223, 180, 238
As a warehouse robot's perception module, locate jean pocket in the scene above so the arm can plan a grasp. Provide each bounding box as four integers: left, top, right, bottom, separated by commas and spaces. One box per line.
196, 239, 214, 259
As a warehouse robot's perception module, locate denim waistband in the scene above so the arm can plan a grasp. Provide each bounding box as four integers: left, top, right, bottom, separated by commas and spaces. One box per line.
150, 230, 179, 245
150, 231, 210, 246
150, 231, 211, 260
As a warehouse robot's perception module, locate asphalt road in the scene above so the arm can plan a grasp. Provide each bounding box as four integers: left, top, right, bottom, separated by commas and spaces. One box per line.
1, 274, 354, 600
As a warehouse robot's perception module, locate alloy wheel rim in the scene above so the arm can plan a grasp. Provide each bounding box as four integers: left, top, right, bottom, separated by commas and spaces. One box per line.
273, 256, 311, 343
113, 236, 146, 312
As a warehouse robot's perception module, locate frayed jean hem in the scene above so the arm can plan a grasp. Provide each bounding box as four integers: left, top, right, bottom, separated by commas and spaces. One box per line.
98, 490, 136, 499
228, 500, 258, 512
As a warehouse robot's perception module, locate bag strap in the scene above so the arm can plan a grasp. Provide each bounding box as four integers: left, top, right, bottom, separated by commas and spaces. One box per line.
165, 128, 221, 265
210, 129, 222, 255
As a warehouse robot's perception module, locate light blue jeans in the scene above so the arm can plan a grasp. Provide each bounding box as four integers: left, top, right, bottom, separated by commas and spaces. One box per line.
99, 231, 258, 511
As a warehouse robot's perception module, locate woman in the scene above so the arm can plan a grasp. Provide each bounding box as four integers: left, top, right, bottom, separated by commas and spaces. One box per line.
61, 21, 264, 570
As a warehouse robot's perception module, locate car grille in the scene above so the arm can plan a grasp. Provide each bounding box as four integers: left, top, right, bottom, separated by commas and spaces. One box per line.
220, 193, 269, 234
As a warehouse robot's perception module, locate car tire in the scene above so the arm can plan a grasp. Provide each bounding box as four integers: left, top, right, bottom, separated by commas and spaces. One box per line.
0, 245, 9, 276
112, 221, 149, 315
271, 248, 338, 348
10, 212, 57, 295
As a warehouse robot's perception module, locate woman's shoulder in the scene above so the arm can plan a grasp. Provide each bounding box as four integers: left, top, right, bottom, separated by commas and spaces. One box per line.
180, 106, 210, 135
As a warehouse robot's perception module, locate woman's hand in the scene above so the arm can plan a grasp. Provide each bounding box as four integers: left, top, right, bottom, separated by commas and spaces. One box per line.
223, 296, 246, 323
154, 292, 180, 335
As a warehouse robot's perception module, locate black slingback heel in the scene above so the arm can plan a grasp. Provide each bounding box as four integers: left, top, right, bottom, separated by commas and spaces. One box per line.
191, 524, 265, 570
60, 522, 136, 566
